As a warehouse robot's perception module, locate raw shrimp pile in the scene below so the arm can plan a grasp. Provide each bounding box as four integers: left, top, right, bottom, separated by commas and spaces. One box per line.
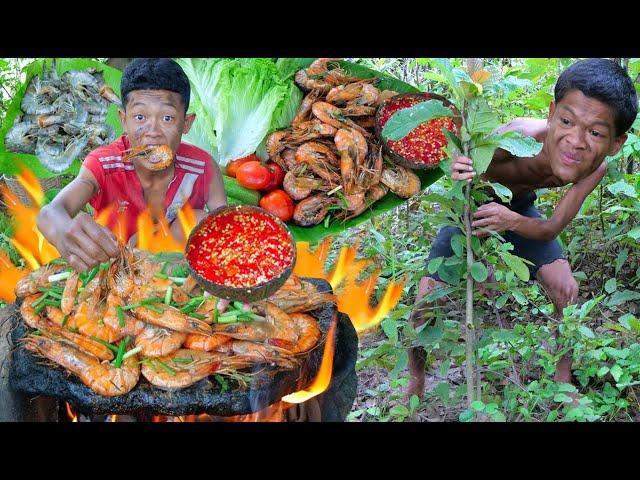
265, 59, 422, 227
15, 247, 334, 397
4, 61, 121, 173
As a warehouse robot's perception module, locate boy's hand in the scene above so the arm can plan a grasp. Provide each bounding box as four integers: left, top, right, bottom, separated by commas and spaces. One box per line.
471, 202, 519, 237
56, 212, 119, 272
451, 154, 476, 183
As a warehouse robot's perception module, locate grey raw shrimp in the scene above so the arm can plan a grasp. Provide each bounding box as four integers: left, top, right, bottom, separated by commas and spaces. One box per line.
4, 121, 38, 153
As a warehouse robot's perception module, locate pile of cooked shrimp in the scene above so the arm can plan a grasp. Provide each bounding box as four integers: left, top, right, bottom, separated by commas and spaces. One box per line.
266, 59, 422, 227
16, 246, 334, 397
3, 61, 120, 173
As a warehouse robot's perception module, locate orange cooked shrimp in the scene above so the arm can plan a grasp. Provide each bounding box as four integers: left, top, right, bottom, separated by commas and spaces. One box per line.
20, 294, 49, 329
134, 323, 186, 358
283, 167, 330, 201
255, 276, 336, 313
61, 271, 80, 315
230, 340, 297, 369
128, 286, 212, 335
210, 302, 298, 346
140, 349, 251, 391
380, 164, 421, 199
295, 142, 341, 184
123, 144, 173, 171
39, 327, 114, 361
288, 313, 322, 354
129, 303, 212, 336
102, 292, 146, 341
15, 264, 60, 298
292, 194, 338, 227
183, 333, 232, 352
71, 302, 118, 343
311, 102, 370, 137
23, 335, 139, 397
334, 128, 368, 194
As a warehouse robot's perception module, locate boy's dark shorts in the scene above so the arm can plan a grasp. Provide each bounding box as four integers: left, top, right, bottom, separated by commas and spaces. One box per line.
427, 192, 565, 282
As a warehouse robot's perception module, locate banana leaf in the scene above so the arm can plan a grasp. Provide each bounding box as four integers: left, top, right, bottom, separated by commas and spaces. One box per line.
0, 58, 124, 179
280, 59, 444, 243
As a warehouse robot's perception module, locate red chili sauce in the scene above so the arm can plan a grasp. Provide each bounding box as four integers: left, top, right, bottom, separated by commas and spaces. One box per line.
379, 95, 457, 166
187, 210, 294, 288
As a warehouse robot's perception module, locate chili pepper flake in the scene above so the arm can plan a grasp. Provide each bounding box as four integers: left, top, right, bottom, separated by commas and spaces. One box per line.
379, 95, 457, 166
187, 210, 294, 289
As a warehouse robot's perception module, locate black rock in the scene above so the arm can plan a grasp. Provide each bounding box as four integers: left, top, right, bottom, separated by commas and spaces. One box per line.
9, 278, 358, 418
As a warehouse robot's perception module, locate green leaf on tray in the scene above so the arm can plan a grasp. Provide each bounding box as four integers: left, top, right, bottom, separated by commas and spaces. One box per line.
0, 58, 124, 179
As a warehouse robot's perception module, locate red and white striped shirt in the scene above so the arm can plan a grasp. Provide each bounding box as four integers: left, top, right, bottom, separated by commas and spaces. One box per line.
83, 135, 214, 241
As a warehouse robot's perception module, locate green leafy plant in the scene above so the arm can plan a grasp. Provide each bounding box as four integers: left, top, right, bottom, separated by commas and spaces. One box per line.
380, 58, 542, 413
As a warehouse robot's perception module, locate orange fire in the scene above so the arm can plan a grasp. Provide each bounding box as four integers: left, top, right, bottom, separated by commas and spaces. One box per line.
294, 239, 406, 334
1, 185, 58, 271
0, 250, 27, 303
65, 402, 78, 422
282, 312, 337, 404
293, 238, 333, 280
135, 206, 186, 253
14, 162, 45, 207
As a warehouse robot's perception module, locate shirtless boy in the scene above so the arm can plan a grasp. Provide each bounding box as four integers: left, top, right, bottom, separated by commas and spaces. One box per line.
407, 58, 638, 399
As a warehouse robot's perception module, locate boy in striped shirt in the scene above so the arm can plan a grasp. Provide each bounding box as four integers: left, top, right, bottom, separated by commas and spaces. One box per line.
38, 58, 226, 272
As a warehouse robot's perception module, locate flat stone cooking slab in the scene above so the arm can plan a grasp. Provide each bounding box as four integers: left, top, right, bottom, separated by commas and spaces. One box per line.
9, 277, 358, 417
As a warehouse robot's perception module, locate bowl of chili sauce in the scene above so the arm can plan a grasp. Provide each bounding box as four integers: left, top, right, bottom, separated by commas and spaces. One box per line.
375, 92, 461, 170
185, 205, 297, 303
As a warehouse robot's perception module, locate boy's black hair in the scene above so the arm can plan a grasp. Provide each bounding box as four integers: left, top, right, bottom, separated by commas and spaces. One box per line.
555, 58, 638, 136
120, 58, 190, 113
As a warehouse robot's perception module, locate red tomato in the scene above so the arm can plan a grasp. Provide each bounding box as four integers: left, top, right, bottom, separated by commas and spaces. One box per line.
262, 162, 285, 192
236, 161, 273, 190
226, 154, 261, 178
259, 189, 294, 222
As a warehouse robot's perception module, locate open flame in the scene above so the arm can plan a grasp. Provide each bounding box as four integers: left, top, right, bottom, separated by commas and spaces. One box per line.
294, 239, 406, 333
135, 206, 186, 252
282, 312, 337, 404
65, 402, 78, 422
0, 250, 27, 303
14, 163, 45, 208
1, 185, 58, 271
